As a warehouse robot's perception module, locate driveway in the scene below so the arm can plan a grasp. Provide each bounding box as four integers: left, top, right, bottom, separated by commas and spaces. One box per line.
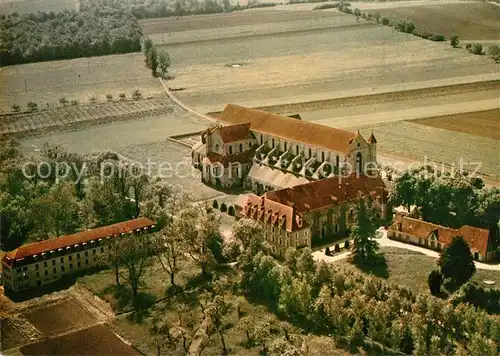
313, 228, 500, 271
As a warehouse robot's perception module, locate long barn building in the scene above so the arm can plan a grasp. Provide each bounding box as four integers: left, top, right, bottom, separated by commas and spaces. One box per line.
1, 218, 156, 293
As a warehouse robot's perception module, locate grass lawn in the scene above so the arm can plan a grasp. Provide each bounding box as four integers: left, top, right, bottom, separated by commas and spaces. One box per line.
78, 257, 200, 312
336, 247, 500, 294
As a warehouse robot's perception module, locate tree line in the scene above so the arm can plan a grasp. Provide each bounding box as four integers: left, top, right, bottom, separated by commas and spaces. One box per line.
0, 8, 142, 66
79, 0, 265, 20
390, 166, 499, 247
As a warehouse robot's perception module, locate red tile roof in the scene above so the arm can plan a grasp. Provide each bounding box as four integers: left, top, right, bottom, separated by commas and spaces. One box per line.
2, 218, 155, 265
459, 225, 491, 257
265, 174, 386, 214
214, 123, 252, 143
219, 104, 358, 153
389, 217, 491, 256
242, 194, 307, 232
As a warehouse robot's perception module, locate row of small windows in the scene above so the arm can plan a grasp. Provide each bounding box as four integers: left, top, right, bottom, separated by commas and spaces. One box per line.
228, 142, 251, 155
15, 248, 104, 273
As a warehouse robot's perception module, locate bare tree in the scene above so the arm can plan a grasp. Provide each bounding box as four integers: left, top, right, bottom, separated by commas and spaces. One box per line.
119, 233, 153, 300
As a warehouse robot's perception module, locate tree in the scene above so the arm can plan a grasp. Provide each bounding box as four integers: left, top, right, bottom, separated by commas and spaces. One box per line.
200, 294, 232, 355
89, 95, 97, 103
27, 101, 38, 111
148, 47, 158, 76
142, 37, 154, 56
351, 198, 380, 265
438, 236, 476, 288
427, 269, 443, 296
106, 93, 113, 101
354, 8, 361, 16
147, 312, 179, 356
155, 222, 183, 286
157, 50, 171, 78
119, 92, 126, 101
101, 237, 124, 286
232, 218, 265, 255
487, 44, 500, 57
132, 89, 142, 101
71, 99, 79, 106
11, 104, 21, 112
450, 35, 459, 48
59, 97, 68, 106
381, 17, 390, 26
119, 232, 153, 300
470, 43, 483, 55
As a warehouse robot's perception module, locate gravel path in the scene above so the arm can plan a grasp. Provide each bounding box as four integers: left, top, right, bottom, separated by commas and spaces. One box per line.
313, 228, 500, 271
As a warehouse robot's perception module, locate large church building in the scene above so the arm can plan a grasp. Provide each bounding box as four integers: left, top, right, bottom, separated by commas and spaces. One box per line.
192, 104, 378, 192
191, 104, 387, 253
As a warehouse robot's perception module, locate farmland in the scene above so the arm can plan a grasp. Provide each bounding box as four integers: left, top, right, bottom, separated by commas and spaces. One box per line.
20, 324, 139, 355
355, 121, 500, 180
1, 53, 163, 112
0, 0, 76, 15
412, 109, 500, 141
0, 97, 182, 137
144, 7, 499, 114
356, 1, 500, 40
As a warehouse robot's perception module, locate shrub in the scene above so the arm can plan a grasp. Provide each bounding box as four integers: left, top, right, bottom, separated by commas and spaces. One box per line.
470, 43, 483, 55
354, 8, 361, 17
313, 3, 338, 10
89, 95, 97, 103
428, 269, 443, 296
394, 19, 415, 34
374, 12, 380, 23
344, 240, 350, 249
361, 12, 366, 19
132, 89, 142, 100
367, 13, 372, 20
11, 104, 20, 112
450, 282, 500, 314
213, 199, 219, 209
487, 44, 500, 57
119, 92, 126, 100
228, 206, 235, 216
106, 93, 113, 101
27, 101, 38, 111
381, 17, 389, 26
412, 29, 432, 39
335, 244, 341, 253
59, 97, 68, 106
465, 43, 472, 50
222, 237, 241, 262
430, 34, 446, 42
450, 35, 459, 48
220, 203, 227, 213
325, 247, 331, 256
71, 99, 79, 106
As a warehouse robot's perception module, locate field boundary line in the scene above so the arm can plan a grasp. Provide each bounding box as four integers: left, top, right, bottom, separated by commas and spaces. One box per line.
159, 78, 217, 123
166, 136, 192, 148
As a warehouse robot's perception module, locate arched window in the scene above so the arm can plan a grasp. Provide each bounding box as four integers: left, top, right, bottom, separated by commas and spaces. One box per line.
229, 145, 233, 154
239, 143, 243, 152
336, 155, 340, 167
356, 152, 362, 173
284, 142, 287, 150
308, 147, 312, 158
260, 136, 263, 144
322, 151, 325, 161
296, 145, 299, 155
272, 138, 275, 148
